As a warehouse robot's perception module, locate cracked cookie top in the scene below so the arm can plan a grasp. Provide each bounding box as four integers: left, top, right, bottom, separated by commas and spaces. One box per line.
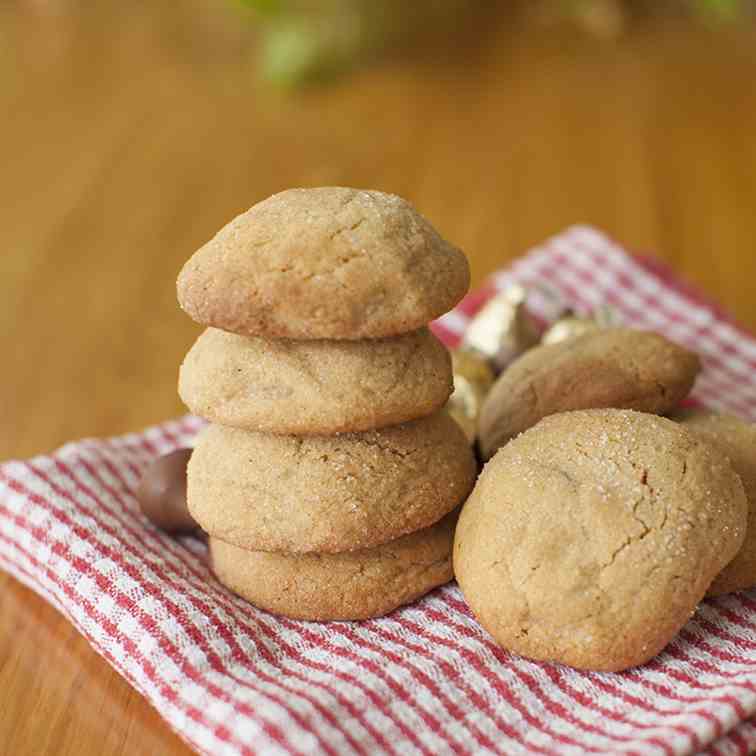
188, 410, 476, 554
454, 408, 747, 672
478, 328, 701, 460
179, 326, 453, 435
176, 187, 470, 339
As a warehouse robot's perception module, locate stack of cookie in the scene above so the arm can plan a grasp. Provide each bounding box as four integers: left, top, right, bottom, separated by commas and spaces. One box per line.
176, 187, 477, 620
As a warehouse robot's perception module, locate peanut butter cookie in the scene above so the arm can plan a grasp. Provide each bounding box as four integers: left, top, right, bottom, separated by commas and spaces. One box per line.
455, 409, 746, 672
210, 511, 457, 621
478, 328, 700, 459
179, 327, 452, 434
188, 411, 476, 553
177, 187, 470, 340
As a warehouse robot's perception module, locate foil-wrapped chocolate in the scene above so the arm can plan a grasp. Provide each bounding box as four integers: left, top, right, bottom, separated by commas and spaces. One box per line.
446, 285, 541, 442
447, 349, 495, 444
461, 284, 541, 374
541, 305, 620, 346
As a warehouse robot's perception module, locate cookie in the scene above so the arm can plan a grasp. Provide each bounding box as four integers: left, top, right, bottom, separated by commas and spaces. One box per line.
177, 187, 470, 340
454, 409, 747, 672
179, 327, 452, 434
188, 411, 476, 553
674, 408, 756, 596
478, 328, 701, 460
210, 511, 457, 620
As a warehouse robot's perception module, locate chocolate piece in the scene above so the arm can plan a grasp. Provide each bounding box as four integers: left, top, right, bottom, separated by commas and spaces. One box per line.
447, 349, 495, 444
462, 285, 540, 374
136, 448, 197, 533
541, 305, 620, 346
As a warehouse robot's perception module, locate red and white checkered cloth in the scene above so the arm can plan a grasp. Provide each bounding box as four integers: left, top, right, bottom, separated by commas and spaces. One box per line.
2, 226, 756, 756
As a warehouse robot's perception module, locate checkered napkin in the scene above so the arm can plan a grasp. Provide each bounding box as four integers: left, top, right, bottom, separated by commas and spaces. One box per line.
2, 226, 756, 756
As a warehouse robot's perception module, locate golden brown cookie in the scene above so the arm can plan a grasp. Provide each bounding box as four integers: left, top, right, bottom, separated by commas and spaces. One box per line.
478, 328, 701, 460
454, 409, 747, 672
674, 408, 756, 596
179, 327, 453, 434
188, 411, 476, 553
210, 511, 457, 620
177, 187, 470, 340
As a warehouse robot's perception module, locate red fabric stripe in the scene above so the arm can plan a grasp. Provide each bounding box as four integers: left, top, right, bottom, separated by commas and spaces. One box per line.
722, 722, 750, 754
724, 595, 756, 633
552, 238, 756, 376
0, 523, 260, 756
2, 470, 317, 756
0, 545, 222, 756
633, 254, 756, 347
438, 594, 709, 750
275, 619, 439, 756
365, 618, 523, 754
409, 606, 639, 753
320, 621, 469, 754
441, 593, 712, 751
542, 666, 677, 756
522, 244, 755, 391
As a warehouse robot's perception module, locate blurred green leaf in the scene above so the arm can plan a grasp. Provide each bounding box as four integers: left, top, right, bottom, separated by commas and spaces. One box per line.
260, 21, 354, 85
237, 0, 284, 16
695, 0, 743, 20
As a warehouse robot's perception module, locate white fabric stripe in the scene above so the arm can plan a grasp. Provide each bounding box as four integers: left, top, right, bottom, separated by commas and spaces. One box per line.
434, 309, 469, 335
0, 515, 241, 756
424, 593, 730, 756
556, 230, 756, 374
418, 596, 678, 756
379, 603, 577, 755
568, 227, 756, 363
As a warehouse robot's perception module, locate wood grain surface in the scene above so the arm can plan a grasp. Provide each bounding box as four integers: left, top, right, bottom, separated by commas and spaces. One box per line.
2, 2, 756, 754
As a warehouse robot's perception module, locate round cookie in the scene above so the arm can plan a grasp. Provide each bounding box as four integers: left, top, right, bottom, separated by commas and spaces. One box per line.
454, 409, 747, 672
179, 327, 453, 434
674, 408, 756, 596
188, 411, 476, 554
210, 511, 457, 620
478, 328, 701, 460
177, 187, 470, 340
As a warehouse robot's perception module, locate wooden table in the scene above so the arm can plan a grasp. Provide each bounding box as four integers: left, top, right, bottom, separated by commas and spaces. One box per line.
2, 3, 756, 754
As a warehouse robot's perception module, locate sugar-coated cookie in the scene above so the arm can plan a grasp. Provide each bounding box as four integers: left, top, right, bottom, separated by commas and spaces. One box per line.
454, 409, 746, 672
210, 511, 457, 620
674, 408, 756, 596
478, 328, 700, 459
188, 411, 476, 553
179, 327, 452, 434
177, 187, 470, 340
